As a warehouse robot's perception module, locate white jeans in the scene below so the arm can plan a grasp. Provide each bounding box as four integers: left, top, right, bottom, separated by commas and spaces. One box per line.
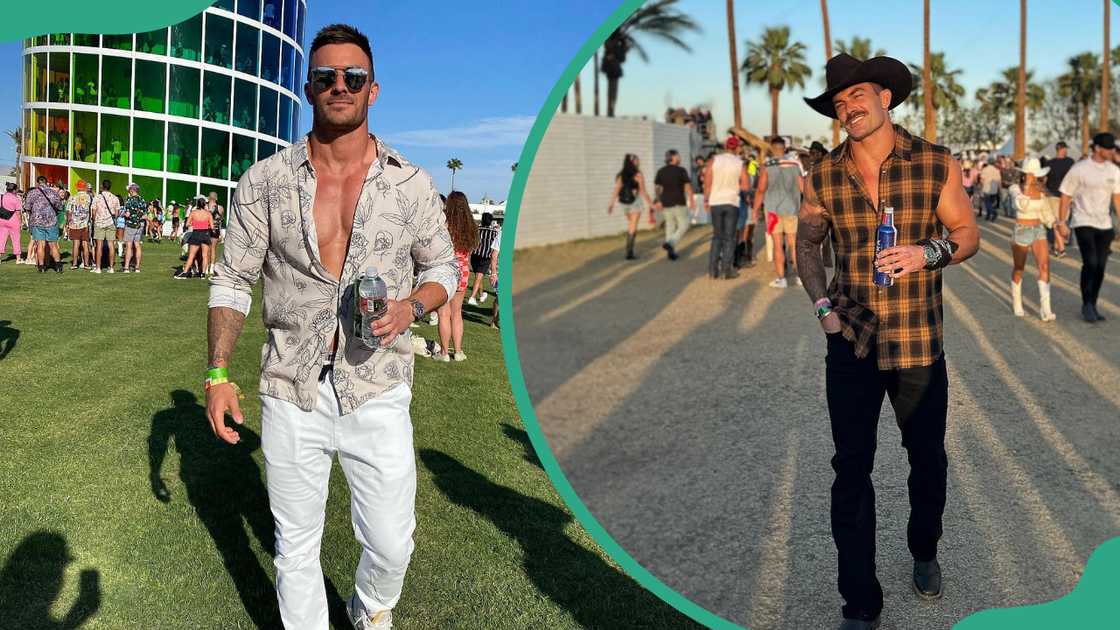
662, 205, 690, 247
261, 376, 416, 630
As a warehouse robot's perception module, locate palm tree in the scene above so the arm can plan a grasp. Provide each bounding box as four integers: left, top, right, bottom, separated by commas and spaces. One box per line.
727, 0, 743, 129
511, 162, 518, 172
986, 67, 1046, 111
574, 72, 582, 114
594, 50, 601, 116
1015, 0, 1026, 160
446, 158, 463, 190
1059, 52, 1102, 155
742, 26, 812, 138
601, 0, 700, 117
922, 0, 933, 140
819, 0, 838, 146
834, 36, 886, 61
6, 127, 21, 183
1102, 0, 1111, 132
908, 52, 964, 142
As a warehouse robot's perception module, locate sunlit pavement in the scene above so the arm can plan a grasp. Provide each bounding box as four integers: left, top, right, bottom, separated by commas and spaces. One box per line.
512, 219, 1119, 629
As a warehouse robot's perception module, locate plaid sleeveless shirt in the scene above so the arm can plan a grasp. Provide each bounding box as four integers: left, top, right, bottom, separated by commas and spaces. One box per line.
808, 126, 951, 370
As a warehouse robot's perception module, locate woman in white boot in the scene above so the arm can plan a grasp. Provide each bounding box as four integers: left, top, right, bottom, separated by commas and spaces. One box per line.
1011, 157, 1057, 321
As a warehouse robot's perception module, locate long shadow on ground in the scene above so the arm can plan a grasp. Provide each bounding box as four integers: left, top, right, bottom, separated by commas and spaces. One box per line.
0, 531, 101, 629
419, 449, 701, 629
0, 319, 18, 360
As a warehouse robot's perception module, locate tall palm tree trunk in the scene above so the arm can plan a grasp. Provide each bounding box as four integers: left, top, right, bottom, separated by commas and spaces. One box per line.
607, 77, 619, 118
770, 89, 780, 137
562, 92, 568, 113
594, 50, 601, 116
1014, 0, 1026, 160
575, 74, 582, 114
1102, 0, 1111, 131
1083, 104, 1091, 155
923, 0, 935, 141
726, 0, 742, 129
821, 0, 839, 146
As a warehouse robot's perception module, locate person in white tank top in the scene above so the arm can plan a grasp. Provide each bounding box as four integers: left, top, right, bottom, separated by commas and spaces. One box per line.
1010, 157, 1056, 321
702, 136, 749, 278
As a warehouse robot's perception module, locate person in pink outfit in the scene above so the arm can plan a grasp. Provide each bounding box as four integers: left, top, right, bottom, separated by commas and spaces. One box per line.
0, 183, 23, 264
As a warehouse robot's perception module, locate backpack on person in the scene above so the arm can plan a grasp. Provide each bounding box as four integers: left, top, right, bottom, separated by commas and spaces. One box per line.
618, 176, 638, 205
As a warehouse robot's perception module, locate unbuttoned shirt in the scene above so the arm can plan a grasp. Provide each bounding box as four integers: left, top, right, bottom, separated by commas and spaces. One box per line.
209, 135, 459, 413
23, 186, 62, 228
807, 126, 951, 370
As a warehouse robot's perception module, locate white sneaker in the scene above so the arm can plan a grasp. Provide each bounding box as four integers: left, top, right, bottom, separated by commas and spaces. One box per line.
467, 297, 479, 306
434, 353, 450, 363
346, 593, 392, 629
768, 278, 788, 289
123, 269, 130, 274
91, 268, 101, 274
107, 268, 115, 274
795, 277, 803, 286
479, 292, 488, 303
428, 313, 437, 326
453, 351, 467, 362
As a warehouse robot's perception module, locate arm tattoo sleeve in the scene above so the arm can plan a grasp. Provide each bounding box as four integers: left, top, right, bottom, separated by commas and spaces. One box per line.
796, 207, 831, 303
208, 306, 247, 368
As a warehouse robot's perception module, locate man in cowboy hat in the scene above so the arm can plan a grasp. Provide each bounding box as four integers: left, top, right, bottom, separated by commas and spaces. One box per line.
795, 53, 980, 630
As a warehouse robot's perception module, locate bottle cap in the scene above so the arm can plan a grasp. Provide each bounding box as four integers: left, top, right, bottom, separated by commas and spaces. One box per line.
365, 266, 377, 277
883, 206, 894, 214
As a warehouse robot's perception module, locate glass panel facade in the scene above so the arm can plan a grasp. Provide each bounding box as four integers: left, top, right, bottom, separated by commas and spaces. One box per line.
258, 140, 276, 160
296, 0, 305, 44
50, 33, 71, 46
167, 123, 199, 175
33, 53, 47, 102
100, 114, 130, 167
203, 72, 232, 124
34, 35, 48, 47
169, 65, 201, 118
72, 54, 99, 105
235, 23, 259, 76
73, 34, 99, 47
69, 167, 96, 194
103, 34, 133, 52
99, 171, 130, 199
213, 0, 235, 10
48, 52, 70, 103
137, 28, 168, 56
100, 56, 132, 109
71, 111, 96, 163
231, 133, 256, 180
280, 42, 294, 91
31, 109, 46, 158
283, 0, 296, 39
36, 164, 66, 188
278, 96, 292, 142
23, 56, 31, 107
133, 175, 163, 203
292, 105, 300, 139
232, 78, 257, 130
201, 128, 230, 180
238, 0, 260, 20
203, 187, 230, 220
22, 110, 31, 159
171, 14, 203, 61
133, 118, 165, 171
294, 51, 303, 90
259, 87, 278, 137
134, 60, 167, 114
47, 110, 69, 160
204, 13, 234, 69
166, 178, 197, 206
262, 0, 282, 30
261, 32, 280, 83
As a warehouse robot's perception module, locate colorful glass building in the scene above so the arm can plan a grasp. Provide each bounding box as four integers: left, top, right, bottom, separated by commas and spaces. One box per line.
21, 0, 307, 210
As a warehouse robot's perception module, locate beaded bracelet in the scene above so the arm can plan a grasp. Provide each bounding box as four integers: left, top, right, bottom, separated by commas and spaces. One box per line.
814, 297, 833, 321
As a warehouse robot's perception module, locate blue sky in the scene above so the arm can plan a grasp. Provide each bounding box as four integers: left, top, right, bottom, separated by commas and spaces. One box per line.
0, 0, 619, 201
589, 0, 1120, 145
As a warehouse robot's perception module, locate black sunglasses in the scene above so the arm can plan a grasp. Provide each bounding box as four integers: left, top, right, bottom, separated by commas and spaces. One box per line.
307, 66, 371, 93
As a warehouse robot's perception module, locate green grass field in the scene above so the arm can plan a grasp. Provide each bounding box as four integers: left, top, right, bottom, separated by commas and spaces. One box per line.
0, 241, 698, 629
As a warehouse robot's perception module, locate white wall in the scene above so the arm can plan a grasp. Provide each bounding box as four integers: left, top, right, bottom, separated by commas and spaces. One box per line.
516, 114, 696, 249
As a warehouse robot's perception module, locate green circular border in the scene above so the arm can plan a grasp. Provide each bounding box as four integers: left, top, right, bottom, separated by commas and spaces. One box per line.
495, 1, 743, 628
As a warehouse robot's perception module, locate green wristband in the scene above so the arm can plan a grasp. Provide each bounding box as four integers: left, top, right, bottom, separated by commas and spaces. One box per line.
207, 367, 229, 380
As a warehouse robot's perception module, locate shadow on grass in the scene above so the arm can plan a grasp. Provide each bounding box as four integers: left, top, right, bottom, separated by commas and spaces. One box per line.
147, 390, 280, 628
418, 449, 700, 629
0, 531, 101, 629
0, 320, 18, 360
500, 423, 542, 469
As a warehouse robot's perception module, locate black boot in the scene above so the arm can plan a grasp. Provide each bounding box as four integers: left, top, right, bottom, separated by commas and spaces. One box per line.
733, 242, 745, 268
913, 559, 943, 600
625, 233, 636, 260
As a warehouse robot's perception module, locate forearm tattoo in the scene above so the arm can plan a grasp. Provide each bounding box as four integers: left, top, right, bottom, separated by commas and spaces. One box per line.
208, 306, 246, 368
796, 209, 831, 302
916, 238, 959, 270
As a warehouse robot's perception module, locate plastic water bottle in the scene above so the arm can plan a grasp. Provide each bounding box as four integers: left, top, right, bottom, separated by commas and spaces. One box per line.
358, 267, 388, 349
873, 207, 897, 288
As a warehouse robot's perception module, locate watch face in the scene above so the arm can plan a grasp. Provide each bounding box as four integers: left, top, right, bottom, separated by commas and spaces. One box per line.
412, 300, 425, 319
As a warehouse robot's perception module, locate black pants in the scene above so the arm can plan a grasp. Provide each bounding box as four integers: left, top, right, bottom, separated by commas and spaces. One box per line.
1073, 226, 1115, 306
825, 333, 949, 620
708, 204, 738, 276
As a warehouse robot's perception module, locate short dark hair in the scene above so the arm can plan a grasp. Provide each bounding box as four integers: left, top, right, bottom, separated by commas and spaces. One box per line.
36, 175, 47, 184
770, 135, 786, 146
665, 149, 679, 164
1056, 141, 1068, 149
309, 24, 374, 77
5, 182, 16, 193
101, 179, 112, 191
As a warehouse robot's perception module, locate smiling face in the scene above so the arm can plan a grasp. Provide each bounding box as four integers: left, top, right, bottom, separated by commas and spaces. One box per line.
832, 82, 892, 142
305, 43, 379, 134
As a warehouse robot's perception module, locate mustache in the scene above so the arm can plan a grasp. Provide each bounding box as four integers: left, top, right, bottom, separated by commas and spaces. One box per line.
844, 110, 868, 125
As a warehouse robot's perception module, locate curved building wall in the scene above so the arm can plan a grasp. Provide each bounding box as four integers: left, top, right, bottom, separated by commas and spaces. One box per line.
20, 0, 307, 210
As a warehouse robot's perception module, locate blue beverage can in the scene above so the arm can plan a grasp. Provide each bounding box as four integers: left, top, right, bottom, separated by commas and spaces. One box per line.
873, 207, 896, 287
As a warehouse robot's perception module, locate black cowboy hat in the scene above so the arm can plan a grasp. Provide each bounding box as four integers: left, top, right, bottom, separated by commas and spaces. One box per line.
803, 53, 912, 119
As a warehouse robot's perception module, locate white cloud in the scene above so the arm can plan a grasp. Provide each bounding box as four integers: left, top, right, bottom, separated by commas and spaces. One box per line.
385, 116, 536, 149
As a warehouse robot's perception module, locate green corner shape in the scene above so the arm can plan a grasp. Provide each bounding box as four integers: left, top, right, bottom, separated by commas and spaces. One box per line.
496, 2, 1120, 630
1, 1, 215, 40
955, 536, 1120, 630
